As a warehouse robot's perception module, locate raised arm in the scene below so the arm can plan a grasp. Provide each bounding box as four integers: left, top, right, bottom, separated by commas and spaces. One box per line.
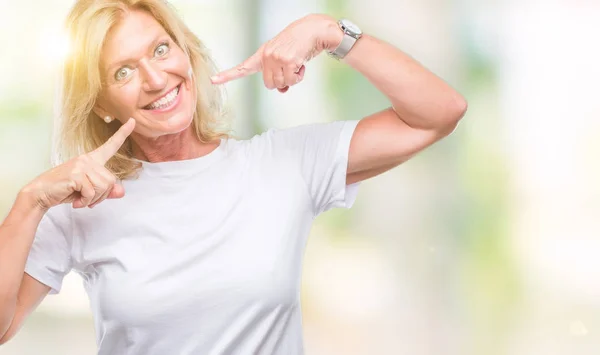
211, 14, 467, 184
0, 118, 135, 345
335, 27, 467, 183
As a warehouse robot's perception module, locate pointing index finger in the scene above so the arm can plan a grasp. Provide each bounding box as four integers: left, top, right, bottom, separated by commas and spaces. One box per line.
90, 118, 136, 164
211, 50, 263, 85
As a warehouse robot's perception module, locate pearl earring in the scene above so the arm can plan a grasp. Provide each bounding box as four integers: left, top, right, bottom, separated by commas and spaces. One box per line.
103, 116, 113, 123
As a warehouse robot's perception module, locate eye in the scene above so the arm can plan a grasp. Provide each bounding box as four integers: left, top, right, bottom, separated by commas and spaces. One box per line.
114, 67, 133, 81
154, 43, 170, 57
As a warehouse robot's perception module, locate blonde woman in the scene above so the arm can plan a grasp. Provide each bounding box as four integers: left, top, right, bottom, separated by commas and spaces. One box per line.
0, 0, 467, 353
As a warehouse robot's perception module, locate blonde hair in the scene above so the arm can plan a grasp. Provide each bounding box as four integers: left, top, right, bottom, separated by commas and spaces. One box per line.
56, 0, 231, 179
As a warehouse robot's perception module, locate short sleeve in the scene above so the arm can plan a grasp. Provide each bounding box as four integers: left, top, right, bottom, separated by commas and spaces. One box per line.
267, 120, 361, 216
24, 204, 73, 295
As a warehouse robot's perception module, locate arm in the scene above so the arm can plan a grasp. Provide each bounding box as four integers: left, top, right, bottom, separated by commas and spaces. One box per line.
0, 119, 136, 345
332, 29, 468, 183
0, 192, 51, 344
212, 14, 467, 184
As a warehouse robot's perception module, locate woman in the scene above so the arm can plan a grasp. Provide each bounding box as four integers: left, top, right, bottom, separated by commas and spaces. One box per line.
0, 0, 467, 354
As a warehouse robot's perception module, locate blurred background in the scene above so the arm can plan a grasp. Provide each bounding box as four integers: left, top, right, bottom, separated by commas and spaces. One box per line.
1, 0, 599, 354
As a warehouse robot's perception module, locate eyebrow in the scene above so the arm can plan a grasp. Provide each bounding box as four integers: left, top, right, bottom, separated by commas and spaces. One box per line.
105, 35, 167, 74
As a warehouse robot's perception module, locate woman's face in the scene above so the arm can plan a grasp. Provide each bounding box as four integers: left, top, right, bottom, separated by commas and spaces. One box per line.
96, 10, 196, 138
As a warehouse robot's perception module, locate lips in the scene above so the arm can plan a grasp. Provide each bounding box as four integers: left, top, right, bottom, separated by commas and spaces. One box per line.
143, 84, 181, 110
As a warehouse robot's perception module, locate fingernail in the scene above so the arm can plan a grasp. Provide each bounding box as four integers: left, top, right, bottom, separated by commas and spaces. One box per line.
210, 75, 219, 83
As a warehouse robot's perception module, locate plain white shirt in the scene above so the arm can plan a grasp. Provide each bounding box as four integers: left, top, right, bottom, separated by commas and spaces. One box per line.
25, 119, 360, 355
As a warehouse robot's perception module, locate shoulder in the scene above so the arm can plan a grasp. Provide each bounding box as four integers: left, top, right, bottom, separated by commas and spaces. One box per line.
226, 127, 285, 160
241, 121, 348, 150
224, 120, 358, 167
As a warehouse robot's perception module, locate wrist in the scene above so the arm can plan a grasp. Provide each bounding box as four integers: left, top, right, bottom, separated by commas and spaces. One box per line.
309, 14, 343, 52
321, 17, 363, 60
1, 189, 46, 235
323, 17, 344, 52
18, 184, 48, 215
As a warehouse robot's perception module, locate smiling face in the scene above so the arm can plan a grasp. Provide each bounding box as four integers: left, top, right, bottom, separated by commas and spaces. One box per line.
95, 9, 196, 138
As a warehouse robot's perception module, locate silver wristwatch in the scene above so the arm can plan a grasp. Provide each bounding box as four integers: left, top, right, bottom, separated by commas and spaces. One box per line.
328, 19, 363, 60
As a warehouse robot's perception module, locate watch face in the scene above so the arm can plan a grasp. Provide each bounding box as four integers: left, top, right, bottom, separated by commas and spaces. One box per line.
341, 19, 362, 35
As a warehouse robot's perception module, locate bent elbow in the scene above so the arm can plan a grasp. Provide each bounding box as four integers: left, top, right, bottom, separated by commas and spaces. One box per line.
0, 306, 16, 346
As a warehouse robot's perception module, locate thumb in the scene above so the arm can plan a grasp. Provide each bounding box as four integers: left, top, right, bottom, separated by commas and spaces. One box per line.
107, 184, 125, 199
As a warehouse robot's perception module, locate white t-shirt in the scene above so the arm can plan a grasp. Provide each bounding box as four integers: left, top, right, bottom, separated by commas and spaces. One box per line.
25, 119, 360, 355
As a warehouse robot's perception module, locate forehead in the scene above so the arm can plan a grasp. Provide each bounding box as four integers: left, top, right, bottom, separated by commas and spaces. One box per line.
101, 10, 167, 68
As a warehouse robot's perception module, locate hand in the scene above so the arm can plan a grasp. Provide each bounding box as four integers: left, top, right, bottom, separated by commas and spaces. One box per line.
210, 14, 343, 93
22, 118, 136, 211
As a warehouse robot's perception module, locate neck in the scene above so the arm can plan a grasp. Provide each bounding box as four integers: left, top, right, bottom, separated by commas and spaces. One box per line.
131, 125, 219, 163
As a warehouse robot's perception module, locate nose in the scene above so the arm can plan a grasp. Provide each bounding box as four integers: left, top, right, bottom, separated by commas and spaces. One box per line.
139, 59, 167, 92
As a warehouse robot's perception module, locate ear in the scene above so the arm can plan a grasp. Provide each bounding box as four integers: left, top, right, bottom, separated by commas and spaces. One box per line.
92, 103, 110, 120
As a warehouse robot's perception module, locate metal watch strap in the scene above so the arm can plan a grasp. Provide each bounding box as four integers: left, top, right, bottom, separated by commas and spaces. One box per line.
330, 32, 357, 60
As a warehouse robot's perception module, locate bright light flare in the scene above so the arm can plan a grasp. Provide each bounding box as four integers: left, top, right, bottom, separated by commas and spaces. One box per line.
38, 28, 71, 68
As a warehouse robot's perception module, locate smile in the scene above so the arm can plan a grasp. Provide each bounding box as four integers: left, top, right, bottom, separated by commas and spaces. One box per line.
143, 84, 182, 111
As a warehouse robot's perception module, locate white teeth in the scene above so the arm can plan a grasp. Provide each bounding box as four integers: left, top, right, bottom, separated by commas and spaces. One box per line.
147, 86, 179, 110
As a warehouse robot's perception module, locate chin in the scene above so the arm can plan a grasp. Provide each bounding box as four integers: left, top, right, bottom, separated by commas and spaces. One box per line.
158, 112, 195, 135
